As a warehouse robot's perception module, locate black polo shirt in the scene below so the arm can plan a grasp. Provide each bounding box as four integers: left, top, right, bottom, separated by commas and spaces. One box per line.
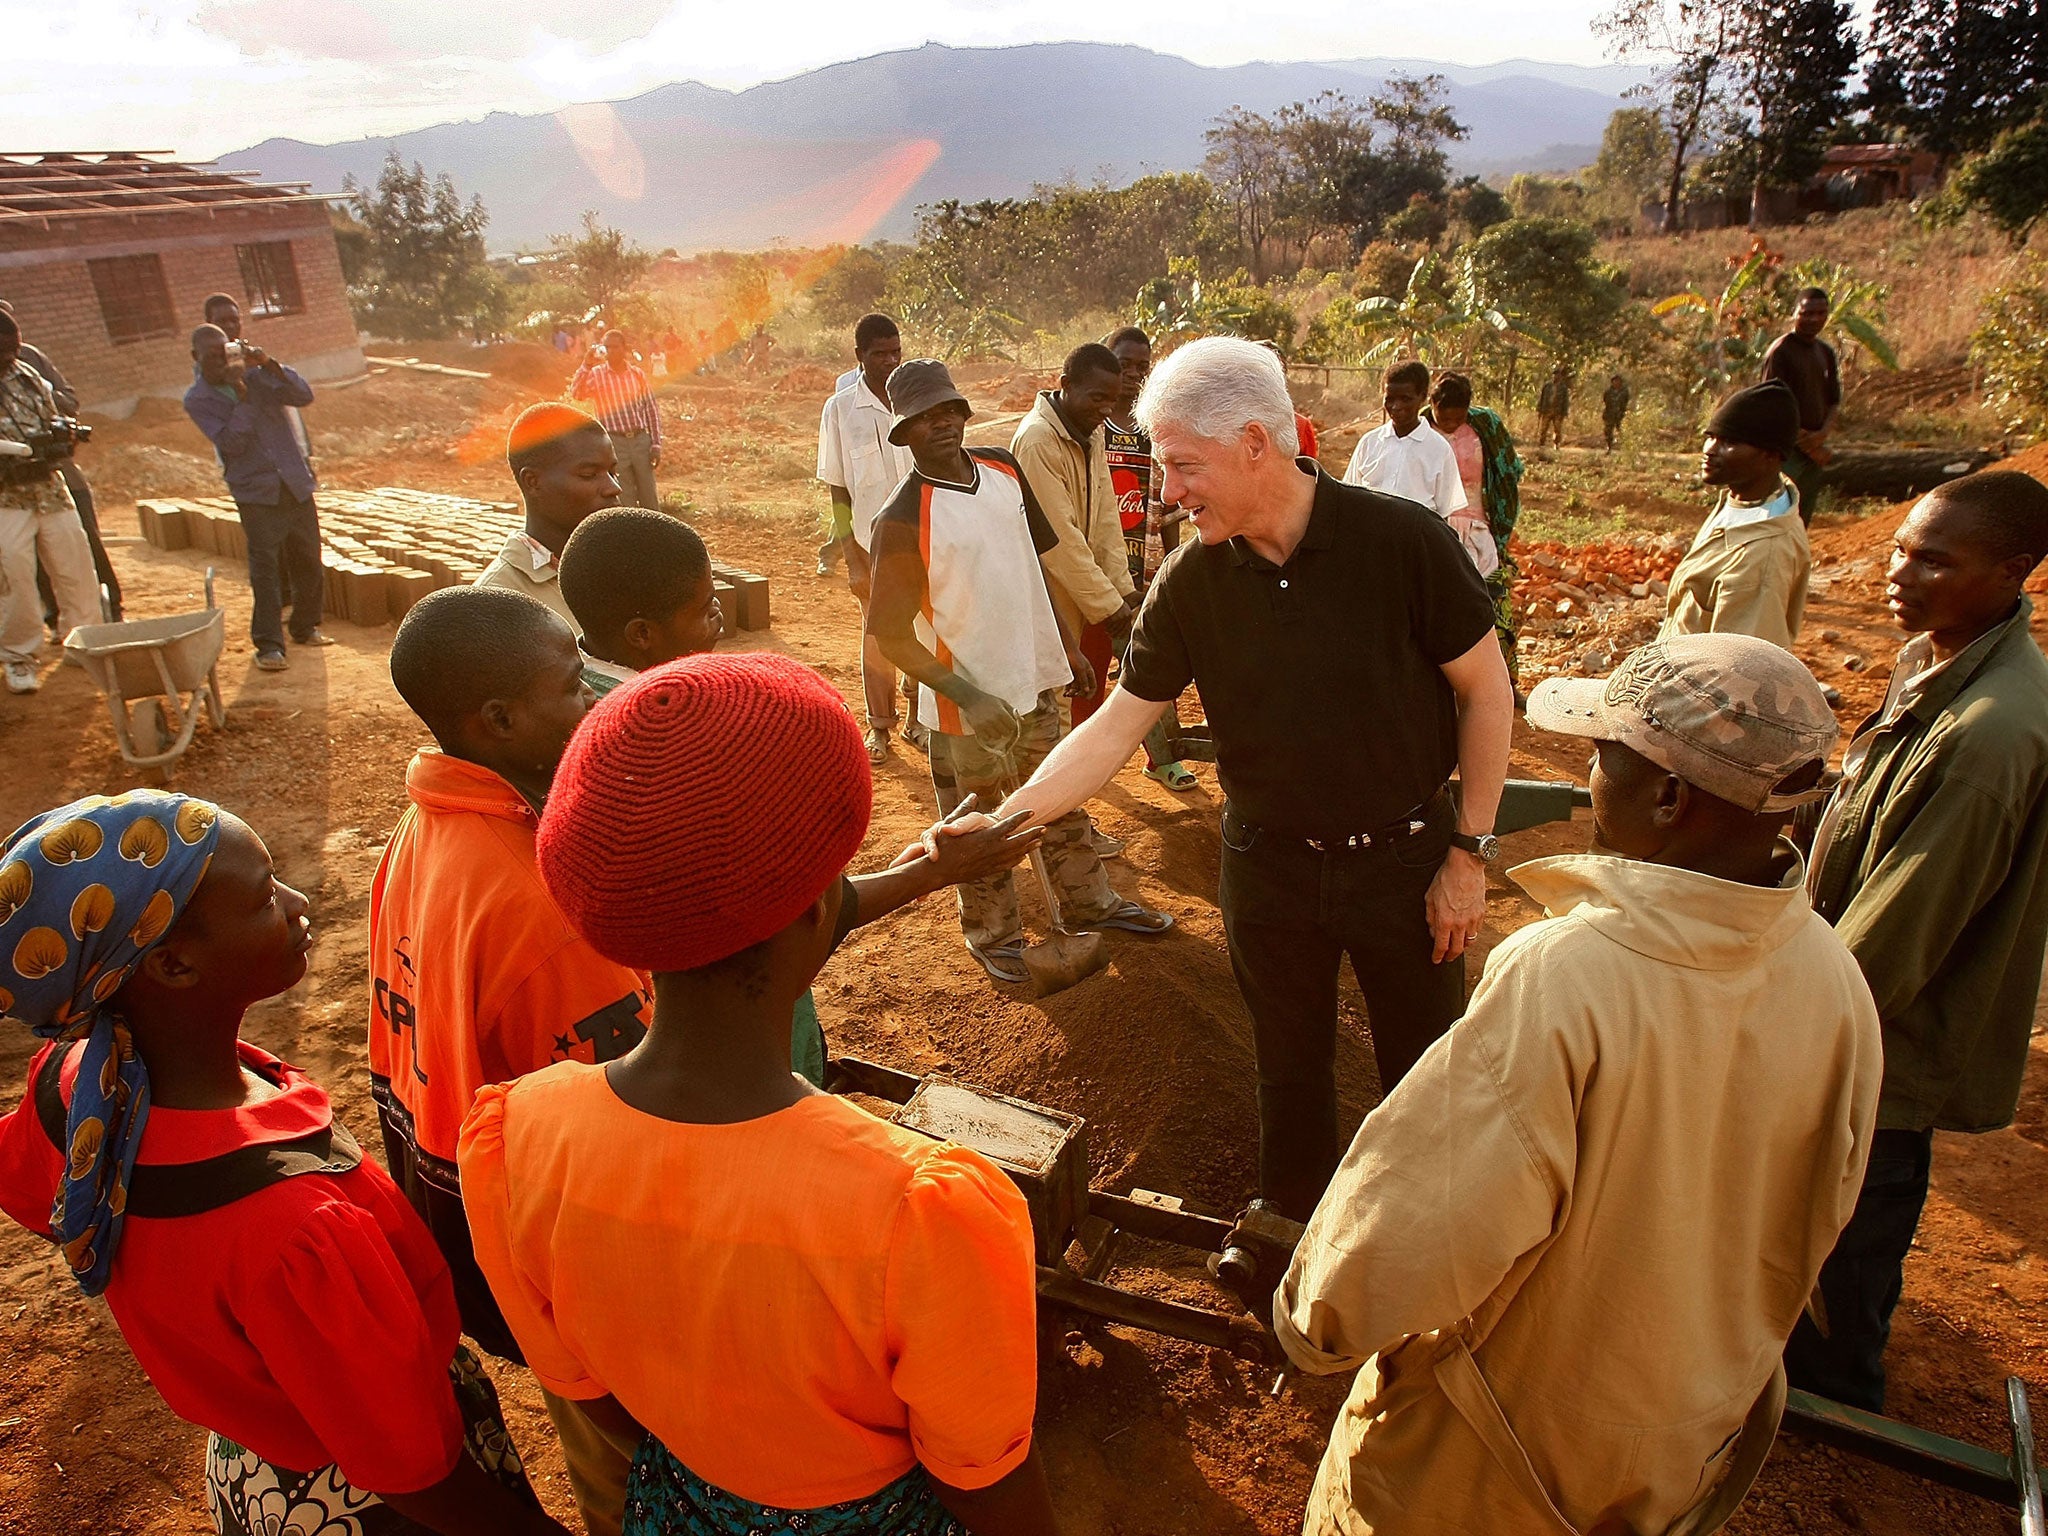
1120, 464, 1495, 838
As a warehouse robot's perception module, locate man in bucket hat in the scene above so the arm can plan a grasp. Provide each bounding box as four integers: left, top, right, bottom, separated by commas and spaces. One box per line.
867, 359, 1171, 984
1279, 634, 1881, 1536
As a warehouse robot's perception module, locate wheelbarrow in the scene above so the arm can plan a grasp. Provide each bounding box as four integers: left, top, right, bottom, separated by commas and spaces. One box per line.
62, 570, 228, 777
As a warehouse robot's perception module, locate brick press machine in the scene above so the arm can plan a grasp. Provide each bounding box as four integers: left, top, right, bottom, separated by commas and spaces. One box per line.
825, 774, 2044, 1530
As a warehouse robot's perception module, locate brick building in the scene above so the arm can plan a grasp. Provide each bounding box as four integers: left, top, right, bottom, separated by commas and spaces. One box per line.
0, 151, 364, 416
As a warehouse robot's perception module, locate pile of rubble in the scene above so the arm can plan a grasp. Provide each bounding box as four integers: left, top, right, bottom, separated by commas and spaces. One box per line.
1513, 535, 1688, 680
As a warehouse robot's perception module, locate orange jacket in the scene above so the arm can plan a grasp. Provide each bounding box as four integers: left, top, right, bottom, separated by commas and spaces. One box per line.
368, 751, 652, 1168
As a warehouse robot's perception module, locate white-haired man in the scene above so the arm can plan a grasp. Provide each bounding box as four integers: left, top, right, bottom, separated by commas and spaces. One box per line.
1000, 336, 1513, 1219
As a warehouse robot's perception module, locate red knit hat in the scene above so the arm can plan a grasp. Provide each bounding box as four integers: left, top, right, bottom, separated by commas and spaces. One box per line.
537, 652, 872, 971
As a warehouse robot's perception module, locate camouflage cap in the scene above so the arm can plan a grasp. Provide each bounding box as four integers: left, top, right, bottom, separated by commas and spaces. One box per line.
1526, 634, 1839, 812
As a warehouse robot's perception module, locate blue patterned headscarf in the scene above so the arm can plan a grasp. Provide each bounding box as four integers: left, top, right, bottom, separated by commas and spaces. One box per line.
0, 791, 221, 1295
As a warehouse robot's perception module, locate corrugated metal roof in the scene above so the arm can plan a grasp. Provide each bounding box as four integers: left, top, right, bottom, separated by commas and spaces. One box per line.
1820, 144, 1919, 168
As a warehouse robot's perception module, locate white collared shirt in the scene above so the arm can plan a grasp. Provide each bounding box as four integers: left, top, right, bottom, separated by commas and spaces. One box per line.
1702, 479, 1800, 535
816, 377, 914, 550
1344, 420, 1469, 519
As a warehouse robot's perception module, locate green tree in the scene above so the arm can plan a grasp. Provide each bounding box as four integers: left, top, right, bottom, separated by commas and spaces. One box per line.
1383, 193, 1450, 244
1863, 0, 2048, 154
1466, 217, 1629, 365
1935, 117, 2048, 243
810, 246, 892, 326
1134, 256, 1296, 354
1731, 0, 1860, 221
545, 212, 656, 321
1204, 106, 1287, 278
1446, 176, 1513, 237
1598, 0, 1742, 234
341, 152, 502, 340
1586, 107, 1676, 224
1309, 250, 1551, 373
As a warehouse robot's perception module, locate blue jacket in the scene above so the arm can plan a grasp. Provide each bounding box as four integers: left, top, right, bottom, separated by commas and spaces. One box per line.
182, 364, 316, 505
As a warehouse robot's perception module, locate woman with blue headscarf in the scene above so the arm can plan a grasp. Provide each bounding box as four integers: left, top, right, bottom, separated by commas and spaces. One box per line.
0, 791, 569, 1536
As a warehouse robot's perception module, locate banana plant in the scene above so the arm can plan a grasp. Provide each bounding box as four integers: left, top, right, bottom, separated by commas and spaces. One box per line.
1785, 258, 1901, 372
1336, 251, 1552, 369
1650, 236, 1786, 400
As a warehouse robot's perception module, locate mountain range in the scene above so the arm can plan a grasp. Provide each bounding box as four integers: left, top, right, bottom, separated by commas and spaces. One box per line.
223, 42, 1646, 253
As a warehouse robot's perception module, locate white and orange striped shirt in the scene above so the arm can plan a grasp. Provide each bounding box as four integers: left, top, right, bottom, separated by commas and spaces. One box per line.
569, 362, 662, 448
872, 447, 1070, 737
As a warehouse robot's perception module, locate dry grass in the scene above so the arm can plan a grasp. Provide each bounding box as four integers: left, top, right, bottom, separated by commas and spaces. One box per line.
1599, 207, 2041, 371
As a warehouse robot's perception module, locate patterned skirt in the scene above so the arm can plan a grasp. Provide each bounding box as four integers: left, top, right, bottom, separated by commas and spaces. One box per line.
207, 1345, 536, 1536
622, 1440, 966, 1536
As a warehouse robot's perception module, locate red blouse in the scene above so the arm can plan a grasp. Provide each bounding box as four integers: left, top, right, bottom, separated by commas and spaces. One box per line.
0, 1041, 465, 1493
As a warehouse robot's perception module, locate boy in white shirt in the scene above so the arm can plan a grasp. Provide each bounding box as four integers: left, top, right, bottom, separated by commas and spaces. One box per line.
1343, 361, 1483, 570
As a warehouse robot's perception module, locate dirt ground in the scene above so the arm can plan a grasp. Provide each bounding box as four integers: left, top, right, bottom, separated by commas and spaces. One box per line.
0, 355, 2040, 1535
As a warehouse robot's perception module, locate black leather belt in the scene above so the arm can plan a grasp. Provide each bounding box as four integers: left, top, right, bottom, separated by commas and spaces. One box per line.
1238, 786, 1450, 854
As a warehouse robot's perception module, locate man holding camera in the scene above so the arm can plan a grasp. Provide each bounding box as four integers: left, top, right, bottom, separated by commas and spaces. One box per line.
183, 322, 330, 671
0, 309, 100, 695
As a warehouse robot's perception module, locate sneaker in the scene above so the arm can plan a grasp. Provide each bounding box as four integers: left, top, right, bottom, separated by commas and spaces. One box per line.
4, 660, 38, 694
256, 649, 289, 672
863, 725, 889, 765
291, 629, 337, 647
1090, 828, 1125, 859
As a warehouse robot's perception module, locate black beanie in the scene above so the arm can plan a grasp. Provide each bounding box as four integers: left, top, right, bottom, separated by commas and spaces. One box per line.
1706, 382, 1801, 458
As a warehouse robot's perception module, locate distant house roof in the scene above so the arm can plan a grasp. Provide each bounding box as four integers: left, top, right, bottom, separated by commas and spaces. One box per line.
1820, 144, 1923, 169
0, 151, 331, 227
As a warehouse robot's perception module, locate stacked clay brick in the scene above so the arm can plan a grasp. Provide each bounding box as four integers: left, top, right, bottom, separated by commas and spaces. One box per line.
133, 488, 771, 634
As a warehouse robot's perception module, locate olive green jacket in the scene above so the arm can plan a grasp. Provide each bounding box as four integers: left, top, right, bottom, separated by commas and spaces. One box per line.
1809, 598, 2048, 1132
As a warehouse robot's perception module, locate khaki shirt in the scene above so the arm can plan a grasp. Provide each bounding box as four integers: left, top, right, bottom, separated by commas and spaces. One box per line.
1010, 392, 1131, 624
475, 531, 575, 626
1662, 496, 1809, 649
1278, 851, 1880, 1535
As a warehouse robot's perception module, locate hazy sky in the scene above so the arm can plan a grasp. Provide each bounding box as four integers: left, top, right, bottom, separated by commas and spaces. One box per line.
6, 0, 1617, 157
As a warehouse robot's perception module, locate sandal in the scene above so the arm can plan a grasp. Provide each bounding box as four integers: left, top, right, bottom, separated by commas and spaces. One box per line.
1144, 761, 1198, 792
863, 725, 889, 766
965, 938, 1030, 984
1077, 900, 1174, 935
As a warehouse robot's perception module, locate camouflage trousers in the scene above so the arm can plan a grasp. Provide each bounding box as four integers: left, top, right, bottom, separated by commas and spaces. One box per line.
928, 692, 1120, 949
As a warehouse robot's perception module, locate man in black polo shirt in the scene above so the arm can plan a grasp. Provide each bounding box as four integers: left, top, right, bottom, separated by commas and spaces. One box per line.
1000, 336, 1513, 1218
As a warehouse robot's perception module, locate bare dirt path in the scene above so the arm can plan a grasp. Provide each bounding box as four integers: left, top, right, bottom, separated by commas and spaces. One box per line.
0, 412, 2040, 1535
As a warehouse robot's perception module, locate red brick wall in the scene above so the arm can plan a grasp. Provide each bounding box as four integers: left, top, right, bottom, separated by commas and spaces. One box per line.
0, 203, 364, 414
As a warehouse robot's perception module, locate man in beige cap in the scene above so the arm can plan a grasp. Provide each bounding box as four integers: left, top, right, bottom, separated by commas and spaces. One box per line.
1279, 633, 1881, 1536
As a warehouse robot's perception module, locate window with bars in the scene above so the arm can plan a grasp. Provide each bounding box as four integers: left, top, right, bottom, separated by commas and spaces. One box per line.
87, 253, 177, 344
236, 240, 304, 318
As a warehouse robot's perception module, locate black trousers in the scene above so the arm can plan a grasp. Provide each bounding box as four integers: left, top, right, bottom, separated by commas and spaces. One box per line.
1218, 795, 1467, 1220
36, 462, 121, 623
1784, 1126, 1934, 1411
236, 490, 325, 652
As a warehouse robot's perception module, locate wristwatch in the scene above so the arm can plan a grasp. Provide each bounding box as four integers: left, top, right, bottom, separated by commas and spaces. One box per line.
1450, 831, 1501, 862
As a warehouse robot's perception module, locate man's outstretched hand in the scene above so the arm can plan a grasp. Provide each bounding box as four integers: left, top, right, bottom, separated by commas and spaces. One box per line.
899, 806, 1044, 888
